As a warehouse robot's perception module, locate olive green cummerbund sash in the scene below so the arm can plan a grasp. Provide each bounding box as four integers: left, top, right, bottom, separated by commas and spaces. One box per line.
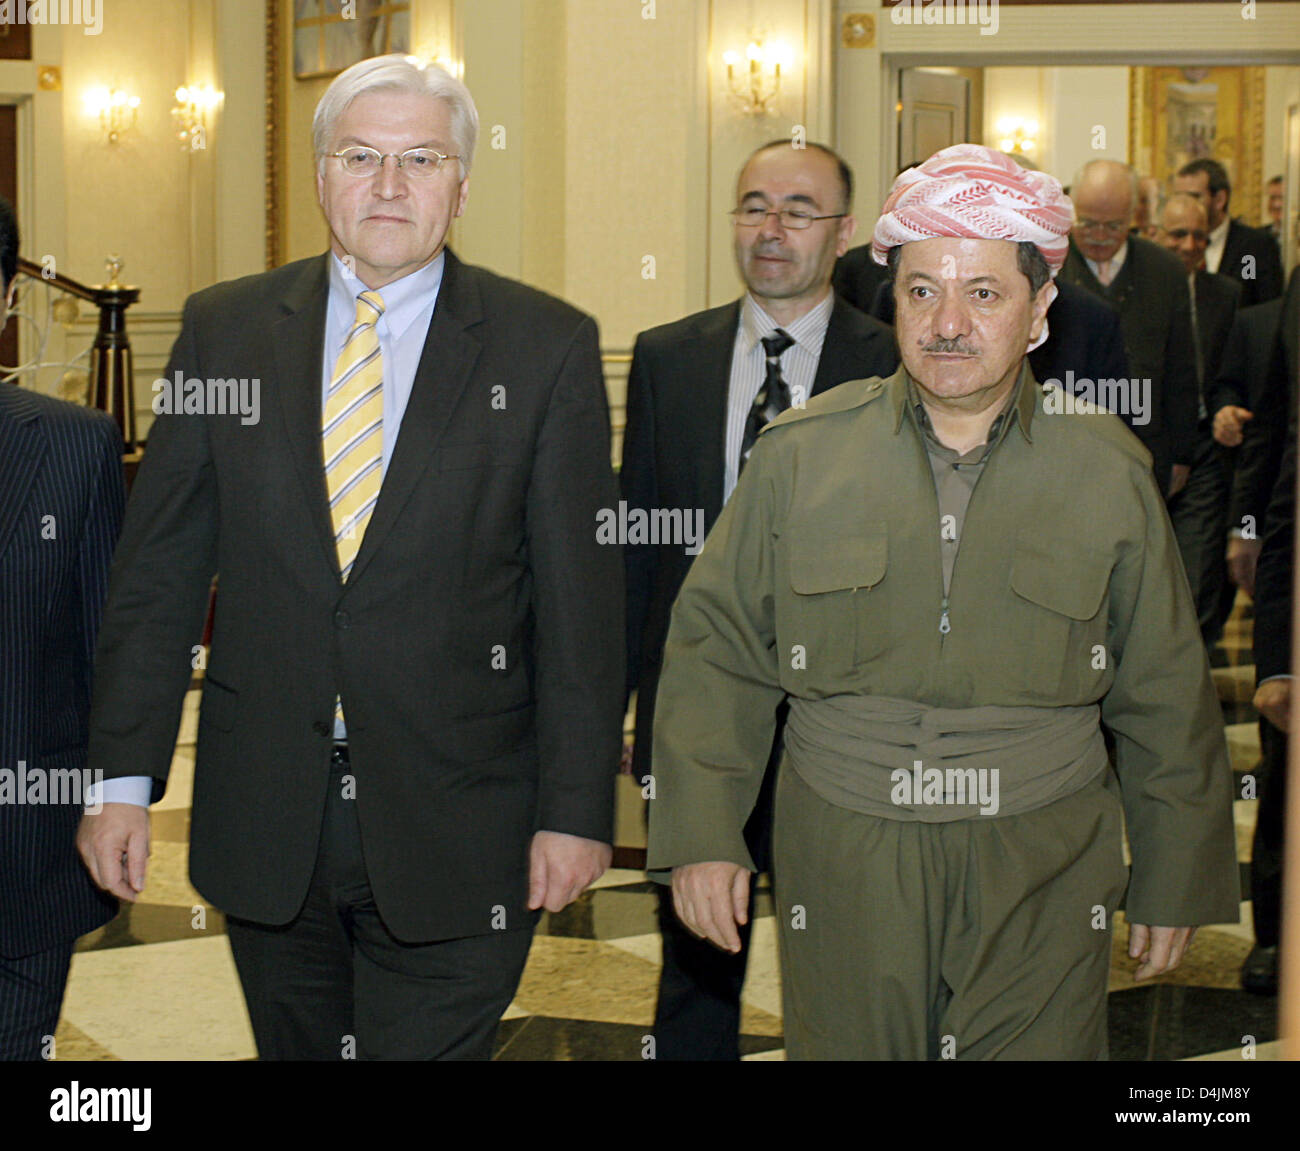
783, 694, 1109, 822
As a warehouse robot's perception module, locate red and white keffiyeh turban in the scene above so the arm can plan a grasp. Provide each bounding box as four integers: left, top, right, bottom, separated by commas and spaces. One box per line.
871, 144, 1074, 276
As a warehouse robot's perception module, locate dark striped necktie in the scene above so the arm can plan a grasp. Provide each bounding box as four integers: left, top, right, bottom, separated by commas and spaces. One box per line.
740, 328, 795, 471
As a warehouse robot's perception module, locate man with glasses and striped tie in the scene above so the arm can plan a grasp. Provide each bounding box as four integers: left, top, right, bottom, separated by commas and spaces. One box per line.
621, 139, 896, 1059
76, 55, 623, 1060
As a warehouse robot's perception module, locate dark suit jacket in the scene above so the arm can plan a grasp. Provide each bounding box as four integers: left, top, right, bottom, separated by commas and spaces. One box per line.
1232, 269, 1300, 544
87, 249, 624, 943
620, 295, 898, 782
0, 386, 122, 958
1191, 269, 1241, 398
831, 246, 891, 317
1028, 278, 1132, 392
1254, 405, 1295, 682
1213, 298, 1284, 418
1219, 218, 1285, 308
1059, 236, 1200, 489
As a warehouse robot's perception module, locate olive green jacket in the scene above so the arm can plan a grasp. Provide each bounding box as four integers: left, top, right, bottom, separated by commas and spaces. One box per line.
646, 364, 1240, 927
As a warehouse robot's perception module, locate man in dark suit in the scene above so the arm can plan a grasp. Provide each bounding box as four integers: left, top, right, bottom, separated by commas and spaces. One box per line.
622, 139, 897, 1060
76, 56, 623, 1060
1223, 272, 1300, 596
1232, 270, 1299, 994
1248, 401, 1295, 996
1155, 192, 1241, 646
1175, 158, 1284, 308
1059, 159, 1199, 499
0, 195, 123, 1060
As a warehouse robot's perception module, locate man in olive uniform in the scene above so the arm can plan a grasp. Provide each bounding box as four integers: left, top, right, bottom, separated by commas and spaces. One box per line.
646, 145, 1239, 1060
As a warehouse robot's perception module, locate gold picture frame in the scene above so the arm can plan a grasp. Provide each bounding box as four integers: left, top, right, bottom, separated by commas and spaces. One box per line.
1129, 66, 1266, 227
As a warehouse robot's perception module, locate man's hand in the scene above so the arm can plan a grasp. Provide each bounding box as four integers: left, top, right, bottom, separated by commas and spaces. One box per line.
1254, 678, 1292, 732
671, 861, 750, 953
1168, 464, 1191, 498
77, 803, 150, 901
528, 830, 612, 913
1227, 536, 1263, 597
1129, 923, 1197, 981
1213, 405, 1253, 448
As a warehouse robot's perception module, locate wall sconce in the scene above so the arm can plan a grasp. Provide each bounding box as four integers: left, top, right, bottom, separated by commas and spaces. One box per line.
723, 39, 794, 116
85, 86, 140, 145
996, 117, 1038, 156
171, 85, 223, 150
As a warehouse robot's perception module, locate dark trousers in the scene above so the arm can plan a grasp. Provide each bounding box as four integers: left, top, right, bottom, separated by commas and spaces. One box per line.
1251, 720, 1288, 948
226, 748, 533, 1060
652, 740, 779, 1061
0, 942, 72, 1061
1168, 427, 1230, 648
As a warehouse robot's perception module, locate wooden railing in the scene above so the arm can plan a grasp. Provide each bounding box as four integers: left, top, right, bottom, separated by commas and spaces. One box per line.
14, 256, 141, 451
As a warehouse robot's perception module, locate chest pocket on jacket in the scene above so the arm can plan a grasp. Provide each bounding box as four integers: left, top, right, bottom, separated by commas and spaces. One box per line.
785, 523, 889, 677
1009, 534, 1113, 700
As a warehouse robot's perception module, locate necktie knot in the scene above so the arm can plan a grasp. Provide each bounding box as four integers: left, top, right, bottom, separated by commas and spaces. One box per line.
356, 290, 385, 325
762, 329, 795, 360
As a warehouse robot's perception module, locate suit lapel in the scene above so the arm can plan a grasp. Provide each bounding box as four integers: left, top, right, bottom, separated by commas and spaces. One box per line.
812, 300, 881, 395
691, 303, 740, 524
271, 255, 337, 576
0, 387, 44, 563
344, 248, 483, 587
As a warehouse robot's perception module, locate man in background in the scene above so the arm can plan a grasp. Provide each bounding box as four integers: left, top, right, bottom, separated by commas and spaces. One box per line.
1061, 159, 1199, 499
1155, 192, 1240, 646
622, 138, 896, 1060
0, 195, 123, 1059
1175, 159, 1283, 307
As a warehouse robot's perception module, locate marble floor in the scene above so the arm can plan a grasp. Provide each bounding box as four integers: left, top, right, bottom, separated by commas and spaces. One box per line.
53, 594, 1284, 1061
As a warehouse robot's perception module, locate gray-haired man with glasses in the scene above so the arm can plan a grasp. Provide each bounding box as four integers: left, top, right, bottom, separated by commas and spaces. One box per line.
621, 138, 896, 1059
78, 54, 624, 1060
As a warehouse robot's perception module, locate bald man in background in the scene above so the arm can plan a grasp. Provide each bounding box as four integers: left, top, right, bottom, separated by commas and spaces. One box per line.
1060, 159, 1199, 500
1155, 192, 1240, 647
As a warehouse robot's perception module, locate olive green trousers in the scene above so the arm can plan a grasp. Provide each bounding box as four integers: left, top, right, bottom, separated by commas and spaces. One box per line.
773, 762, 1129, 1060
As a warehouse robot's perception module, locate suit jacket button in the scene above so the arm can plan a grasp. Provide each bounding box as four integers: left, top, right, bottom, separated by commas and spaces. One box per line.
313, 720, 331, 737
334, 610, 351, 629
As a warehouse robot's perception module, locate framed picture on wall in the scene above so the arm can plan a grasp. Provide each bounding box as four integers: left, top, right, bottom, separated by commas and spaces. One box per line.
1129, 66, 1266, 226
293, 0, 411, 81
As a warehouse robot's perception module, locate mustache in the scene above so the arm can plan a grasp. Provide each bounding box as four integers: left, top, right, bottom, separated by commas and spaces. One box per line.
921, 337, 979, 355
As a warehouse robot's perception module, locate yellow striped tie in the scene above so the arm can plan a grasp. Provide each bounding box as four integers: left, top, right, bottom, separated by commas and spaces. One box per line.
324, 290, 385, 581
325, 290, 384, 732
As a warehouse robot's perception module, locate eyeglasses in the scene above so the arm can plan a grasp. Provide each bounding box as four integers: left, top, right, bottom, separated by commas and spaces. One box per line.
327, 146, 461, 178
1164, 228, 1208, 243
731, 206, 847, 230
1075, 218, 1129, 236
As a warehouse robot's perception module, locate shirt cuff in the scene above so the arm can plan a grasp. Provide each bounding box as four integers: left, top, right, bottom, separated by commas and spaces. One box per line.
1257, 675, 1293, 686
86, 775, 154, 810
